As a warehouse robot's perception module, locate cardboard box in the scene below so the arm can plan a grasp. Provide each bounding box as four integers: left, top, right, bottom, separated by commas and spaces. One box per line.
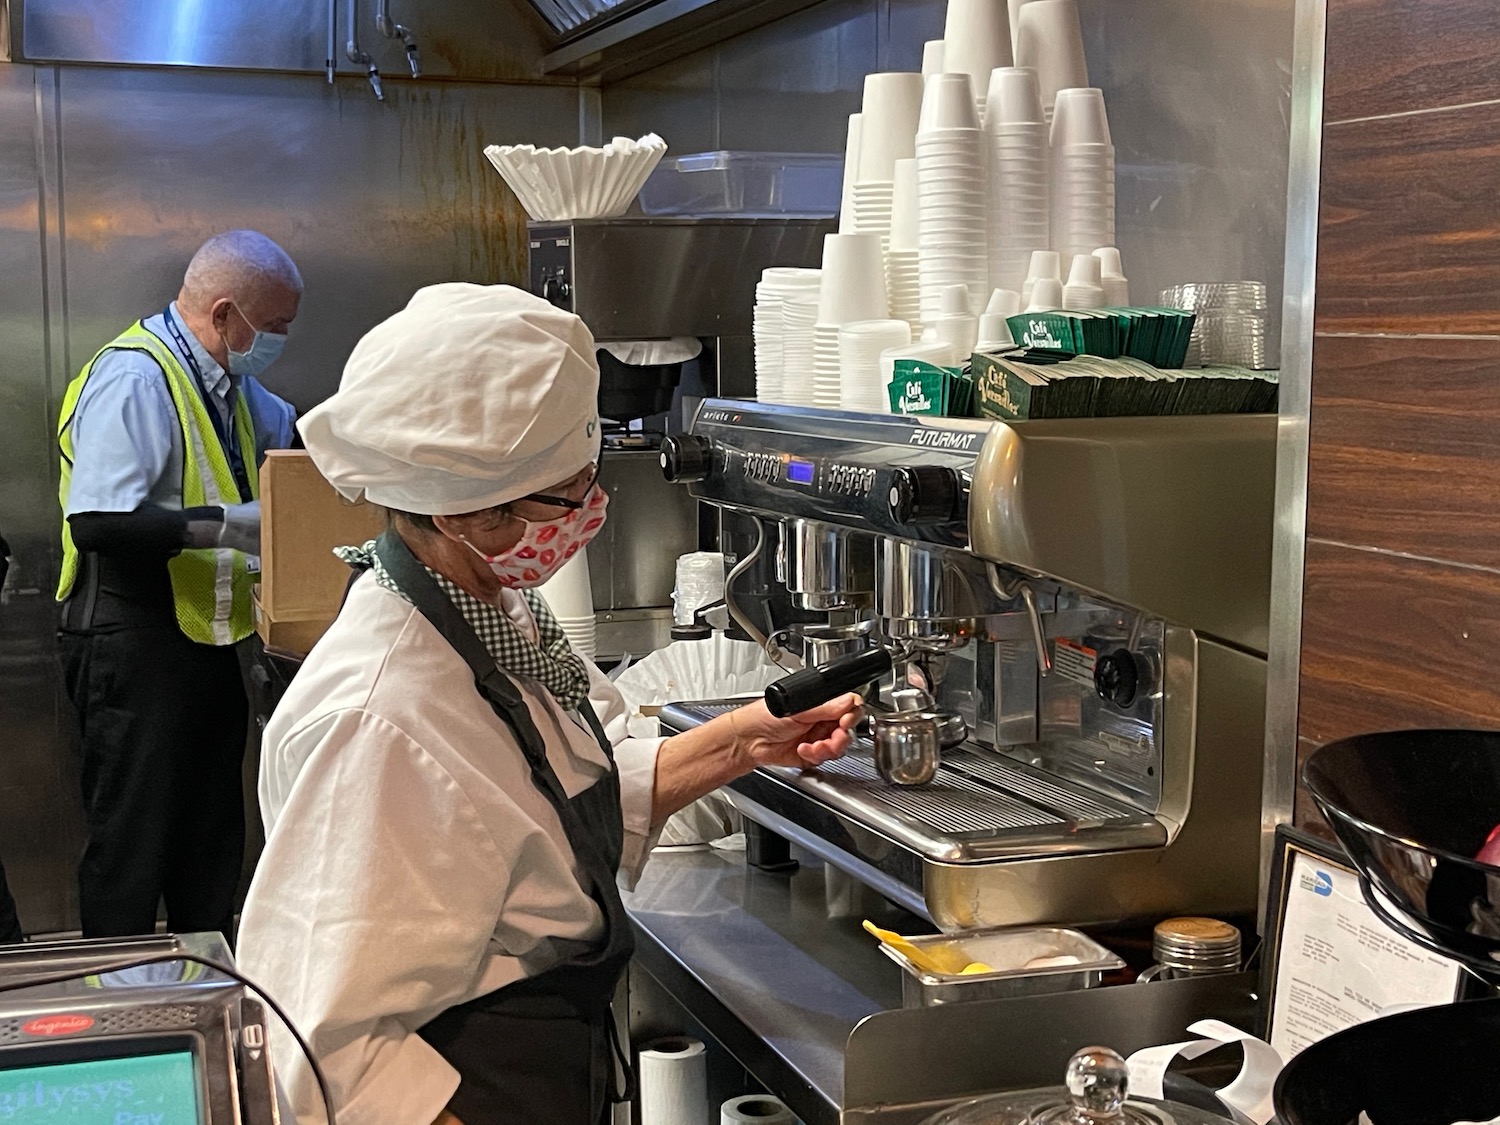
256, 450, 387, 654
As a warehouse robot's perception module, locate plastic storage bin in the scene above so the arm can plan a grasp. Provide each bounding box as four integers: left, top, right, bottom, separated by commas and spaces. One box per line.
636, 151, 842, 217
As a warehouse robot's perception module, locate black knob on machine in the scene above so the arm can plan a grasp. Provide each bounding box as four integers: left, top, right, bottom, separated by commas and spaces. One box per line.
660, 435, 714, 483
1094, 648, 1142, 708
888, 466, 965, 525
540, 272, 571, 308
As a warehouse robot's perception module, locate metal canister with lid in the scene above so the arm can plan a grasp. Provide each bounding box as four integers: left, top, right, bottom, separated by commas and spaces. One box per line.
1137, 917, 1241, 982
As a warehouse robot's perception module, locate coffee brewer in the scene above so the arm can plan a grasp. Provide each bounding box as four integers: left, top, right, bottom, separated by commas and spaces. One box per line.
660, 401, 1275, 930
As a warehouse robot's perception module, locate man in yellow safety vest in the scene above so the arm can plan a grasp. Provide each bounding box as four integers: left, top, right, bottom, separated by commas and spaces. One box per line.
55, 230, 302, 941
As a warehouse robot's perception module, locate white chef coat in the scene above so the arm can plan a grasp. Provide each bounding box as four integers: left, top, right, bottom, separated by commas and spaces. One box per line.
236, 571, 665, 1125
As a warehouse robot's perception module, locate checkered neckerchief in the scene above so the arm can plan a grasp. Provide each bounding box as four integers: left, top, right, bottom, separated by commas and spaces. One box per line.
335, 541, 592, 711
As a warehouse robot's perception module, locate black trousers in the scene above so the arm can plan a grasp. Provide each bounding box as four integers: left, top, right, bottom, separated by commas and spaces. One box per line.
58, 625, 247, 940
0, 856, 22, 945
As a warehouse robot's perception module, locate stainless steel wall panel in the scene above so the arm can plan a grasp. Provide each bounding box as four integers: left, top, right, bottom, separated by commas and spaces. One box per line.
597, 48, 719, 155
0, 63, 84, 936
54, 67, 580, 410
20, 0, 559, 83
714, 2, 873, 154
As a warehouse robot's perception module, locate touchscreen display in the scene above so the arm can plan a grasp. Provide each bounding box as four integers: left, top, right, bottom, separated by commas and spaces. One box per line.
0, 1050, 200, 1123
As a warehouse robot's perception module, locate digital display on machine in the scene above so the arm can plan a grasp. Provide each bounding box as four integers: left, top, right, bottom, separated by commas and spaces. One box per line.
0, 1051, 200, 1123
785, 459, 815, 485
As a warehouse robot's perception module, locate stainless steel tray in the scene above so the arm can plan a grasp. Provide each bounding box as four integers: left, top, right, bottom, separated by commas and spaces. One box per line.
659, 701, 1166, 865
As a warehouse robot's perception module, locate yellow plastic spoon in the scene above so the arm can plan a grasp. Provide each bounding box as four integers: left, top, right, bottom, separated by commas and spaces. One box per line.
862, 920, 981, 976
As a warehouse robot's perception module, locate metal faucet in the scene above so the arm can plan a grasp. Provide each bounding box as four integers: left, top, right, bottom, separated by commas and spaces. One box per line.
375, 0, 422, 77
346, 0, 384, 100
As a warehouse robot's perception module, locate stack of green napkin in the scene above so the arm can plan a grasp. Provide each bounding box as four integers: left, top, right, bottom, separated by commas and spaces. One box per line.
1006, 308, 1198, 368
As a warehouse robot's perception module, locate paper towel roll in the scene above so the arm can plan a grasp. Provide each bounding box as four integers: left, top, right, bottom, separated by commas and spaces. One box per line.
721, 1094, 796, 1125
639, 1037, 707, 1125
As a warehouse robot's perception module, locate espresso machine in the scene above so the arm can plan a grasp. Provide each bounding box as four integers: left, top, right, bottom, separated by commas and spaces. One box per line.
659, 401, 1276, 930
528, 218, 833, 657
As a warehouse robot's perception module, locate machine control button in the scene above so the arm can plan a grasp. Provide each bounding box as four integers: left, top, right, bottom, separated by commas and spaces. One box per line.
888, 466, 965, 524
660, 435, 714, 483
1094, 648, 1142, 708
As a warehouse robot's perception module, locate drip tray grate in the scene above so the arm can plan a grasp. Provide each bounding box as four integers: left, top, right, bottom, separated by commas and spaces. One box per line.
815, 754, 1063, 834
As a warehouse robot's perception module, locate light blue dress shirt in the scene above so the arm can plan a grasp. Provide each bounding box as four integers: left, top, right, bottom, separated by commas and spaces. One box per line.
64, 304, 296, 517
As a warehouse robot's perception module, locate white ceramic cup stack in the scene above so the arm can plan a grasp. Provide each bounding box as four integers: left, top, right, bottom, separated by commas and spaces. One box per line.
853, 73, 924, 253
984, 66, 1051, 295
838, 319, 911, 413
754, 267, 821, 403
1014, 0, 1089, 124
537, 547, 597, 660
1049, 87, 1115, 262
1021, 249, 1063, 307
886, 158, 923, 332
916, 73, 989, 322
779, 274, 822, 406
943, 0, 1014, 123
814, 233, 887, 408
839, 113, 864, 233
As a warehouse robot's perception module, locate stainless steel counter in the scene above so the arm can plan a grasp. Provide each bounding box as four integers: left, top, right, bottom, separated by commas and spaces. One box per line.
624, 846, 1259, 1125
624, 846, 911, 1125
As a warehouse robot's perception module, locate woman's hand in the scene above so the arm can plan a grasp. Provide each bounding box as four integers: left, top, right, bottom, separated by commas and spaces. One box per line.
728, 693, 863, 771
651, 693, 863, 822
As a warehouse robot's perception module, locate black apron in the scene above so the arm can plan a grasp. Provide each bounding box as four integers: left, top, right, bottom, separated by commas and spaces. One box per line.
369, 532, 636, 1125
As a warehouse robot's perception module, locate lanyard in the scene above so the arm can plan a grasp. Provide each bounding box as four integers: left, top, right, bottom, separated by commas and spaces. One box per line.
162, 306, 253, 501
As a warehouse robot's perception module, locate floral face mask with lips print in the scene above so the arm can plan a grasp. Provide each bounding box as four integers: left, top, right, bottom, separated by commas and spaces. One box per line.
465, 486, 609, 588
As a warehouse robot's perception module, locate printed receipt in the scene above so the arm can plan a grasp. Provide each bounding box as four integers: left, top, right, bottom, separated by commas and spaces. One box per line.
1270, 851, 1462, 1058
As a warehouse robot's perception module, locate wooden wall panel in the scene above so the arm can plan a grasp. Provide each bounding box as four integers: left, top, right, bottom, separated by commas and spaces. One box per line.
1316, 102, 1500, 335
1324, 0, 1500, 122
1306, 334, 1500, 567
1298, 540, 1500, 745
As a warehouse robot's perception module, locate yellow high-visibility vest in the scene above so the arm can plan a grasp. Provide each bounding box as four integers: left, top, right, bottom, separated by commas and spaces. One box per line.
57, 321, 258, 646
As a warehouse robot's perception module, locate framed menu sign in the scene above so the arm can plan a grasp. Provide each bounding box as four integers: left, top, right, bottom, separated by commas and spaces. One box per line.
1259, 825, 1466, 1059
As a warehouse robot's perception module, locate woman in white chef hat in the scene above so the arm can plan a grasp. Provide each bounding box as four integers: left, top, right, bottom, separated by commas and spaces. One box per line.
236, 283, 861, 1125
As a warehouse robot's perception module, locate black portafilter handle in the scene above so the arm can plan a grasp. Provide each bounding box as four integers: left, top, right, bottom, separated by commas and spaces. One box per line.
764, 647, 893, 719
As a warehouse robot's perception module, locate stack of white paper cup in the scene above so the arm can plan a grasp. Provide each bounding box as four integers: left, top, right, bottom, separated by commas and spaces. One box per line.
943, 0, 1014, 123
1049, 87, 1115, 261
779, 275, 822, 406
886, 159, 923, 332
881, 340, 958, 390
1094, 247, 1131, 305
814, 232, 887, 409
838, 319, 911, 413
985, 66, 1051, 295
1014, 0, 1089, 124
753, 268, 821, 404
1061, 253, 1105, 307
916, 73, 988, 321
1021, 250, 1063, 307
852, 73, 923, 254
673, 552, 727, 626
537, 547, 596, 660
838, 113, 863, 233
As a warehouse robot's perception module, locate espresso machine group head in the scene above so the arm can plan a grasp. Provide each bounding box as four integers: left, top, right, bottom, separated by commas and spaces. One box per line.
661, 400, 1276, 931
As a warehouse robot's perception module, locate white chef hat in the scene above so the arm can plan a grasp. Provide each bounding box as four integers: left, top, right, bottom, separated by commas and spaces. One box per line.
298, 282, 601, 516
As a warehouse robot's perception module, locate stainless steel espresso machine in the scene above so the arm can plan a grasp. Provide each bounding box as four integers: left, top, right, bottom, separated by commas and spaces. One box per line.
528, 218, 833, 657
659, 401, 1276, 930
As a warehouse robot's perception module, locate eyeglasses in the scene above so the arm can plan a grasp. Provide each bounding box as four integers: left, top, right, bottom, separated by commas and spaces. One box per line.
513, 463, 600, 512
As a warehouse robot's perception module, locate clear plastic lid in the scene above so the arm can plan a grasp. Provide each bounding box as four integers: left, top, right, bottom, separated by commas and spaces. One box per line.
920, 1048, 1231, 1125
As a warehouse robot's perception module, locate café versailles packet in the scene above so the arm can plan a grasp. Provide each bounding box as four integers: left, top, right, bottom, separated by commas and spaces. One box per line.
971, 351, 1278, 421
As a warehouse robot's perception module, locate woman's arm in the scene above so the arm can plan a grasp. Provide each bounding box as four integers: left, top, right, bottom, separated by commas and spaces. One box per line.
649, 693, 862, 822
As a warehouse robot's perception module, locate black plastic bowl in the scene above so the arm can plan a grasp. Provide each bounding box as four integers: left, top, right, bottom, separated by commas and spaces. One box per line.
1275, 996, 1500, 1125
1302, 730, 1500, 969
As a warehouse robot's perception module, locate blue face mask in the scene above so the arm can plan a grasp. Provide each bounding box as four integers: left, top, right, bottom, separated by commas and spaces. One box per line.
225, 304, 288, 378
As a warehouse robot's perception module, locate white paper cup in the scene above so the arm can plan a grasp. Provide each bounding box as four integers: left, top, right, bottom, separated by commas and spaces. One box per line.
839, 113, 863, 232
858, 72, 925, 183
816, 232, 888, 325
922, 39, 946, 78
985, 66, 1045, 126
918, 73, 982, 133
889, 158, 921, 251
537, 546, 594, 620
880, 340, 957, 385
1026, 276, 1064, 311
1014, 0, 1089, 120
944, 0, 1014, 109
1050, 87, 1112, 146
